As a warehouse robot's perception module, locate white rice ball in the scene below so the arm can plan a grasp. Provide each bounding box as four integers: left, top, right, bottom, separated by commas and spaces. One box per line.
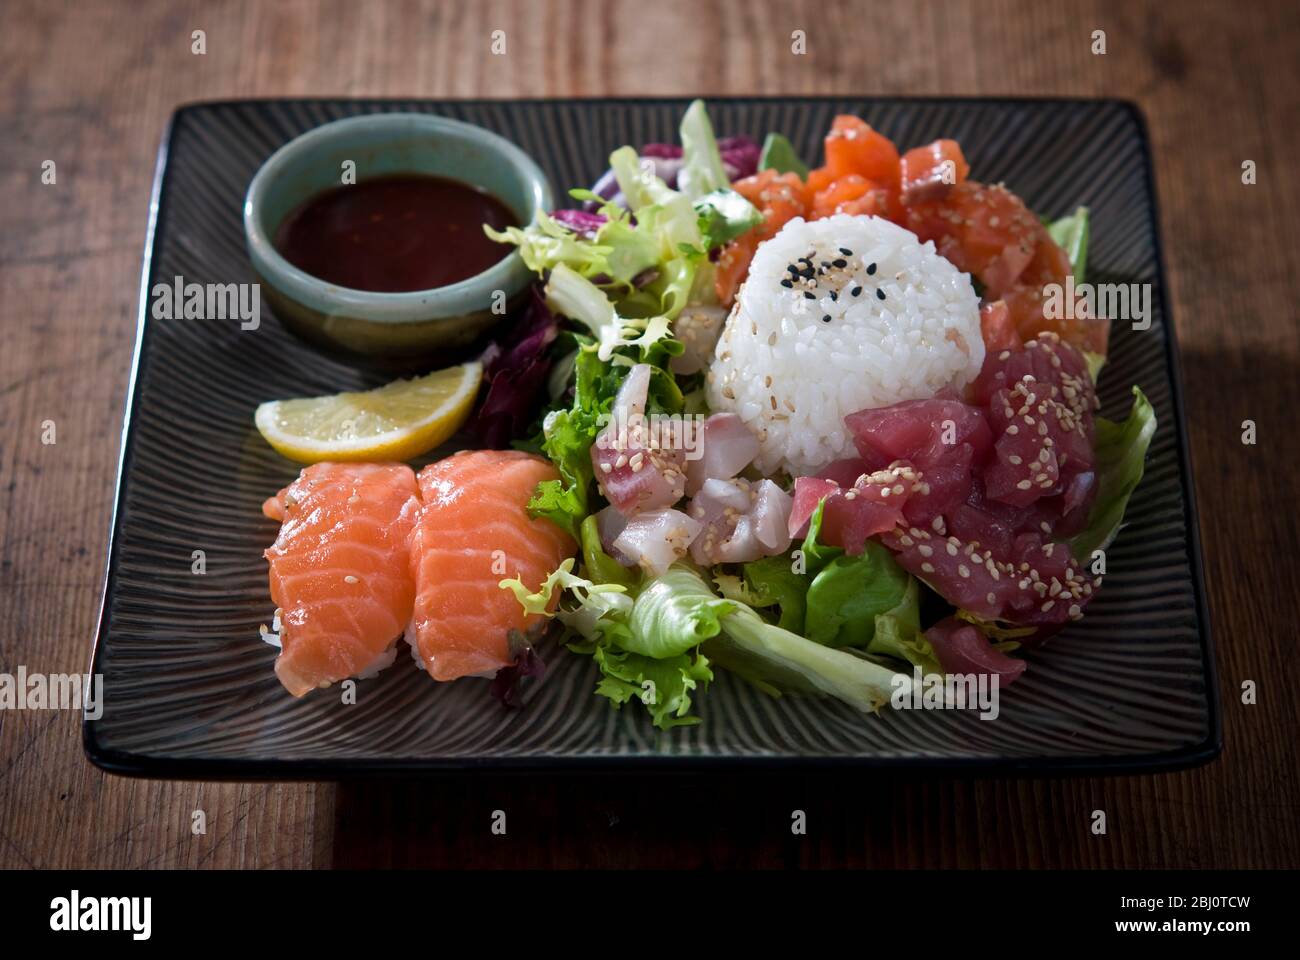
707, 214, 984, 477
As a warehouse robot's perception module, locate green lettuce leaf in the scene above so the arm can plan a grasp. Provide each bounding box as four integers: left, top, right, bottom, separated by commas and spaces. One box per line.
623, 566, 736, 659
615, 256, 700, 323
526, 471, 589, 543
706, 595, 912, 712
783, 500, 919, 649
606, 565, 913, 712
499, 558, 633, 644
804, 540, 914, 648
484, 211, 613, 278
759, 132, 810, 178
507, 560, 719, 728
589, 645, 713, 729
676, 98, 730, 200
695, 188, 763, 249
867, 580, 942, 677
544, 263, 618, 342
544, 264, 678, 364
739, 555, 809, 633
595, 212, 665, 286
1069, 386, 1157, 559
610, 146, 703, 251
798, 500, 843, 575
1047, 206, 1090, 283
608, 143, 717, 320
526, 347, 620, 539
579, 515, 638, 588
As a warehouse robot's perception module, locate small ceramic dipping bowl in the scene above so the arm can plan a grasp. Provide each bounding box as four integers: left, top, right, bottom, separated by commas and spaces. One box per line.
244, 113, 552, 363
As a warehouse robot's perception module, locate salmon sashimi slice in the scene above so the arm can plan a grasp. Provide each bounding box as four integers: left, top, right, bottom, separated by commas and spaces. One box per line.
263, 462, 421, 697
408, 450, 577, 682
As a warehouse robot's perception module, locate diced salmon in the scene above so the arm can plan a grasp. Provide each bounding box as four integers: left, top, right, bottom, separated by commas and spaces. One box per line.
732, 168, 809, 210
715, 231, 761, 306
805, 165, 836, 195
716, 170, 808, 304
824, 115, 901, 188
900, 139, 969, 205
811, 174, 876, 219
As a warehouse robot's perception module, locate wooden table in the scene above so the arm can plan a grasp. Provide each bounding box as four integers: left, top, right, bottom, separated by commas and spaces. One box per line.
2, 0, 1297, 869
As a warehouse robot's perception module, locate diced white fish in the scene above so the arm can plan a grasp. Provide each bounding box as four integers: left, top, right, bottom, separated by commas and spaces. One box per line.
688, 478, 793, 565
613, 507, 703, 577
684, 412, 761, 495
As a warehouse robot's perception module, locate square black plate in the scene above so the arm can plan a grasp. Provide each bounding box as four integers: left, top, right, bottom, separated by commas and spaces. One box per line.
86, 97, 1218, 778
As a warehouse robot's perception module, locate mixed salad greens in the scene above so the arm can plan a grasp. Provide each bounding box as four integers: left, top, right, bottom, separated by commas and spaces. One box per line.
484, 100, 1156, 728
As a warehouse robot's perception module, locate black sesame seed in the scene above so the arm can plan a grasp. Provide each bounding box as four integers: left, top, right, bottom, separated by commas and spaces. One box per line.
820, 261, 831, 269
867, 262, 877, 275
802, 267, 816, 279
780, 278, 793, 288
839, 247, 853, 256
804, 291, 815, 300
821, 314, 832, 323
829, 290, 838, 301
786, 264, 800, 276
851, 285, 863, 296
876, 288, 886, 300
832, 258, 847, 268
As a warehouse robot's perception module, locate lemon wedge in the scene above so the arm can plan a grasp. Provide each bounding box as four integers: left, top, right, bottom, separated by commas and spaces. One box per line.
255, 361, 482, 463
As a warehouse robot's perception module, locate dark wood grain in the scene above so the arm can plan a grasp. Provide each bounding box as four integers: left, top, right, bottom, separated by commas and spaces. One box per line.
1, 0, 1296, 869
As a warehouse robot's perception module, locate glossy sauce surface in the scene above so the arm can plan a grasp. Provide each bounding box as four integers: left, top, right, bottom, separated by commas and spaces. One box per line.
273, 173, 518, 293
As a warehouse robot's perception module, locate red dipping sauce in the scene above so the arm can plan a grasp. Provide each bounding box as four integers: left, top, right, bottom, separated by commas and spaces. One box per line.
273, 173, 518, 293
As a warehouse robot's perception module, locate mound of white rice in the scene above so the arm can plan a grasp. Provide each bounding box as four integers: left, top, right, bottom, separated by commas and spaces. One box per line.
707, 214, 984, 476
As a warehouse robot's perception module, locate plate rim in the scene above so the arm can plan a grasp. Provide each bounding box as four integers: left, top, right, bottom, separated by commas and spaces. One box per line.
84, 96, 1221, 779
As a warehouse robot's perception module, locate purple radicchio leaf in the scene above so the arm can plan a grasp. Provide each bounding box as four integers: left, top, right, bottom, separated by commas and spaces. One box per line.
473, 286, 558, 448
549, 207, 607, 239
718, 134, 761, 181
489, 629, 549, 709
